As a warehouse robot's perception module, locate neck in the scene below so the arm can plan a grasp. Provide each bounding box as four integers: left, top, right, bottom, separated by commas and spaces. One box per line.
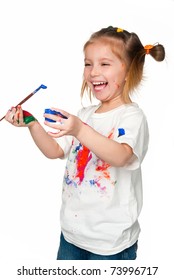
96, 95, 131, 113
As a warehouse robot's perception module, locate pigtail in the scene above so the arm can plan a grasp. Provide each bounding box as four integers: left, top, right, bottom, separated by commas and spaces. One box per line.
144, 44, 165, 61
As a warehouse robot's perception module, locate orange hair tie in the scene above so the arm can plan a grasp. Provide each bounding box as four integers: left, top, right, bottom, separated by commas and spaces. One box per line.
144, 44, 154, 54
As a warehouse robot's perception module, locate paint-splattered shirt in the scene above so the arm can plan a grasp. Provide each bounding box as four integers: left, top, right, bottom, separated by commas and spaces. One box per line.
57, 103, 149, 255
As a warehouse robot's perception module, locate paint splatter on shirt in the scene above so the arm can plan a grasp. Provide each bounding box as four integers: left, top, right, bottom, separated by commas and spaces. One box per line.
59, 104, 149, 256
75, 144, 92, 182
64, 128, 117, 190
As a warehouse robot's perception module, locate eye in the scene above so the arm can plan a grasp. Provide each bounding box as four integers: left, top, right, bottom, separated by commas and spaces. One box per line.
84, 63, 91, 67
101, 63, 110, 66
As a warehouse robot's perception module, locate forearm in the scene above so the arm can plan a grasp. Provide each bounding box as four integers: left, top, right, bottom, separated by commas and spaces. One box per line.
43, 111, 133, 165
76, 123, 133, 167
28, 122, 64, 159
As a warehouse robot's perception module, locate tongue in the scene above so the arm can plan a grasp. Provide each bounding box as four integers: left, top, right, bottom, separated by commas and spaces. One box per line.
94, 84, 106, 91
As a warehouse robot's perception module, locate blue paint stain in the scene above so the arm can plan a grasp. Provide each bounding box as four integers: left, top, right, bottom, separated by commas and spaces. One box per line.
89, 179, 95, 185
64, 174, 78, 188
118, 128, 125, 137
65, 175, 72, 185
74, 143, 82, 153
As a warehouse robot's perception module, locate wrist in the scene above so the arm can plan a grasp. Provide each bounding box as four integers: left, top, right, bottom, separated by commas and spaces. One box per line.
75, 121, 89, 142
23, 110, 37, 126
28, 119, 40, 131
24, 115, 37, 124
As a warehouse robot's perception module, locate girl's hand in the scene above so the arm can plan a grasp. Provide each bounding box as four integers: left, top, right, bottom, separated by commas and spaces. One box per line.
44, 108, 83, 138
5, 105, 37, 127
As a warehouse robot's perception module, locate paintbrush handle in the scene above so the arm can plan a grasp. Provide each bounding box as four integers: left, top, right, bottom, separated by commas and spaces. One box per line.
0, 92, 34, 122
16, 92, 34, 106
0, 84, 47, 122
0, 115, 5, 121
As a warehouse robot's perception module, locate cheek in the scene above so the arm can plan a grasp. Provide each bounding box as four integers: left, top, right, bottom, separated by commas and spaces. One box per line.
83, 69, 89, 80
113, 72, 127, 88
114, 82, 120, 88
113, 80, 120, 89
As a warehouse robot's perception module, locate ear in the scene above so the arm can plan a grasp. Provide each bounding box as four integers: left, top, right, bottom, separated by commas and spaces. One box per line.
124, 70, 130, 82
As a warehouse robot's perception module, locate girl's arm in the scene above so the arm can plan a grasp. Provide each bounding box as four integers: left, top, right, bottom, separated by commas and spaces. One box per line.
28, 121, 64, 159
76, 121, 133, 167
5, 106, 64, 159
47, 110, 133, 167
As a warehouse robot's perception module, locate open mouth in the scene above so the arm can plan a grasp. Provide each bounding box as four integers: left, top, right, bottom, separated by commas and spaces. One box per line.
92, 81, 108, 91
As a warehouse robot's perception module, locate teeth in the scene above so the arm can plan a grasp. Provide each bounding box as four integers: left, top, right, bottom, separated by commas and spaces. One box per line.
93, 82, 106, 85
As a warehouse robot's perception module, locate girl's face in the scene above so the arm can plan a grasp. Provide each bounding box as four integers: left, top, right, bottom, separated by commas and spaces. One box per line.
84, 41, 128, 104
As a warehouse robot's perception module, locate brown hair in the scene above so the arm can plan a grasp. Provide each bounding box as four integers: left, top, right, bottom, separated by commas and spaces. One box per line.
81, 26, 165, 103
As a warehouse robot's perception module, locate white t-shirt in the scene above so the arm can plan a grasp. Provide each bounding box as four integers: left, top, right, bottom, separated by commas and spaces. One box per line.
57, 103, 149, 255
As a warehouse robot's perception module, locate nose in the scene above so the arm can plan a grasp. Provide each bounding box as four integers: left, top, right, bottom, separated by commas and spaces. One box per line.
90, 65, 100, 76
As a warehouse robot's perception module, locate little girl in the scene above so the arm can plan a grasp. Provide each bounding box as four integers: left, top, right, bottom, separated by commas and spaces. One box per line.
5, 26, 165, 260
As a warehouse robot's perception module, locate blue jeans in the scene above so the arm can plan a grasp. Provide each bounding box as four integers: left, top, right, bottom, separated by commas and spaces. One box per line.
57, 233, 138, 260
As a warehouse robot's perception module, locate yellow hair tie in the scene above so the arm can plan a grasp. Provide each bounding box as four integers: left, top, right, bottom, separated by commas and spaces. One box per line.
116, 28, 124, 32
144, 44, 154, 54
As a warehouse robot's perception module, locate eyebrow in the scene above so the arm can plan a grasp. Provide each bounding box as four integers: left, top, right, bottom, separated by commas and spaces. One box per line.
84, 57, 114, 62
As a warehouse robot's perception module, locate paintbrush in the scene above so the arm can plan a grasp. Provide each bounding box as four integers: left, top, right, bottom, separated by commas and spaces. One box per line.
0, 84, 47, 122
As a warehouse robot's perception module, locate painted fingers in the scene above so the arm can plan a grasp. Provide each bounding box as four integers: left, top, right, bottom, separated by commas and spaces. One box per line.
5, 106, 25, 126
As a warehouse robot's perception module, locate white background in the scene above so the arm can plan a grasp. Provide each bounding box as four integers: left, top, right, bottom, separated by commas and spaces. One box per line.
0, 0, 173, 279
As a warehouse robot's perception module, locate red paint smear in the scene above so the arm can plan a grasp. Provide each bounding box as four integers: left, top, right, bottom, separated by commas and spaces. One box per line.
76, 145, 92, 182
23, 110, 32, 117
95, 128, 114, 179
96, 162, 111, 179
75, 128, 114, 183
108, 128, 114, 139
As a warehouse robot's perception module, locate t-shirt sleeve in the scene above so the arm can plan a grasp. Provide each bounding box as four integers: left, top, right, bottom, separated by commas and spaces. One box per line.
56, 135, 73, 159
115, 109, 149, 170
